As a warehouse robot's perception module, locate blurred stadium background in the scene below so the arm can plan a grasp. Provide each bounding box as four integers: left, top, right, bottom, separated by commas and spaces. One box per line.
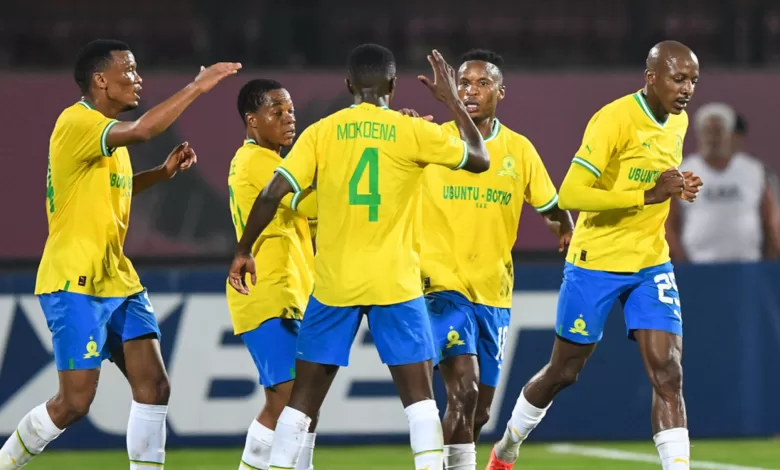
1, 0, 779, 468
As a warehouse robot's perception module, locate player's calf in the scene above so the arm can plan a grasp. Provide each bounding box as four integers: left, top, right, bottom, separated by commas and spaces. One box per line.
635, 329, 689, 470
123, 337, 170, 470
0, 369, 100, 469
439, 355, 479, 470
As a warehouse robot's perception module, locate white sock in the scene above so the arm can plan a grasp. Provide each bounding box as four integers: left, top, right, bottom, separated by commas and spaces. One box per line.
444, 443, 476, 470
294, 432, 316, 470
127, 401, 168, 470
268, 407, 311, 470
493, 389, 550, 463
0, 402, 63, 469
240, 420, 275, 470
404, 399, 444, 470
654, 428, 690, 469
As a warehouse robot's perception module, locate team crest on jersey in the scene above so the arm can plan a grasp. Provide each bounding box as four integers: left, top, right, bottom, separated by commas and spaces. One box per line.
497, 155, 520, 180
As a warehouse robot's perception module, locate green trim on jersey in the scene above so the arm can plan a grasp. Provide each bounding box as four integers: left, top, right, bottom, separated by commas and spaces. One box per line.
633, 92, 668, 128
572, 156, 601, 178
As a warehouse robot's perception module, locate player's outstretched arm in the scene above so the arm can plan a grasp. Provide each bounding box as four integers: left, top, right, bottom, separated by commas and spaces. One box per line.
105, 63, 241, 150
132, 142, 197, 196
228, 173, 293, 294
418, 50, 489, 173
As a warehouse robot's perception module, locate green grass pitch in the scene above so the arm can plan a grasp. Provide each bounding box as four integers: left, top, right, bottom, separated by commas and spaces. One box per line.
24, 439, 780, 469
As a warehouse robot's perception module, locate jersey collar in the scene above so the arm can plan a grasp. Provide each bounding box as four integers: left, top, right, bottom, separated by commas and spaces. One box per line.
245, 138, 258, 145
484, 118, 501, 142
633, 91, 668, 128
349, 103, 390, 110
77, 99, 95, 110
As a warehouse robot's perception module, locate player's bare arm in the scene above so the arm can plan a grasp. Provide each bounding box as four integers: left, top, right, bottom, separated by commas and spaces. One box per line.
665, 198, 688, 262
228, 173, 293, 294
418, 50, 490, 173
540, 206, 575, 253
105, 63, 241, 149
132, 142, 197, 196
760, 173, 780, 259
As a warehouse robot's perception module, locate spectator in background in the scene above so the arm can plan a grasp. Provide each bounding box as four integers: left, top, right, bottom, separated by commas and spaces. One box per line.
736, 113, 780, 215
666, 103, 780, 263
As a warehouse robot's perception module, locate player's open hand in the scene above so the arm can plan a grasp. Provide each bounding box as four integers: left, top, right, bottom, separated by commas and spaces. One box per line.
162, 142, 197, 179
680, 171, 703, 202
193, 62, 242, 93
398, 108, 434, 121
418, 50, 459, 106
228, 252, 257, 295
645, 167, 685, 205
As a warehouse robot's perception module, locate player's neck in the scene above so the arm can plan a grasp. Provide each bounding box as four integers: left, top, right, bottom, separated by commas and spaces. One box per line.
353, 92, 389, 108
641, 88, 669, 124
82, 94, 122, 119
474, 115, 496, 139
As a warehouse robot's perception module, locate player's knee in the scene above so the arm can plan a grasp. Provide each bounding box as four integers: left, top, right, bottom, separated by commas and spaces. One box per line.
448, 378, 479, 413
548, 362, 581, 389
51, 391, 94, 424
133, 374, 171, 406
649, 358, 683, 397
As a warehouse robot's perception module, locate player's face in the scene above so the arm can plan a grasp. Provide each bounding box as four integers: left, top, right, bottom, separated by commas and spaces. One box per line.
250, 89, 296, 147
457, 61, 505, 121
698, 116, 732, 159
102, 51, 142, 112
649, 54, 699, 115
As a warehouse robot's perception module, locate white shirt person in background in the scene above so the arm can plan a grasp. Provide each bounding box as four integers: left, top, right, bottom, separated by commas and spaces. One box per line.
666, 102, 780, 263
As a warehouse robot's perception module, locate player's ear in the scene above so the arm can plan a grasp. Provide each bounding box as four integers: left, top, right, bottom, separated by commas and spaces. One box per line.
345, 78, 353, 95
94, 71, 108, 91
645, 69, 656, 86
497, 85, 506, 101
245, 113, 256, 129
388, 77, 396, 95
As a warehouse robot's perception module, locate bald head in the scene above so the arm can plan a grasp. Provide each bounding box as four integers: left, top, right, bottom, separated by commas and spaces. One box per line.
644, 40, 699, 115
646, 40, 697, 71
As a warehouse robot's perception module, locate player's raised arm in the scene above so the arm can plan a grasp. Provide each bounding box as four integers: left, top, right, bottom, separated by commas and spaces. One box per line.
104, 63, 241, 149
418, 50, 489, 173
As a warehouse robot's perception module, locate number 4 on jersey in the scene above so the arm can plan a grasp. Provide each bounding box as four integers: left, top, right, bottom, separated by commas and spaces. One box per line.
348, 147, 382, 222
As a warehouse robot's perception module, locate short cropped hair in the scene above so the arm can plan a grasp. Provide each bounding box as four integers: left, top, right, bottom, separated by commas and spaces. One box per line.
237, 78, 284, 124
74, 39, 131, 93
347, 44, 396, 89
461, 49, 505, 68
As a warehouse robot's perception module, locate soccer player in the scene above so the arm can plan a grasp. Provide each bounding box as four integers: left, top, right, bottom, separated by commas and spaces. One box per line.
486, 40, 703, 470
228, 44, 490, 470
417, 49, 574, 470
228, 78, 318, 470
0, 39, 240, 470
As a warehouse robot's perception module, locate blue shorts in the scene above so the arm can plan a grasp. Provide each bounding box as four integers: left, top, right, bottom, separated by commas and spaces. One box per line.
556, 261, 683, 344
426, 291, 511, 388
38, 289, 161, 371
241, 318, 300, 388
296, 296, 436, 367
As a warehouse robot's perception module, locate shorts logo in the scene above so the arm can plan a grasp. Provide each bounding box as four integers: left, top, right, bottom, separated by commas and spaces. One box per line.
445, 327, 465, 349
83, 336, 100, 359
568, 316, 589, 337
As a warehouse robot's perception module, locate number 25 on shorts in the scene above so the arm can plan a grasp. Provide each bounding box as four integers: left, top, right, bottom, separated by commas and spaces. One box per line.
349, 147, 382, 222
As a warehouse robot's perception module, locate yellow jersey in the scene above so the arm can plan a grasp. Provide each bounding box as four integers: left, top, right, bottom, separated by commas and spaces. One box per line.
275, 103, 470, 307
35, 100, 142, 297
421, 119, 558, 308
226, 139, 317, 335
567, 91, 688, 272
